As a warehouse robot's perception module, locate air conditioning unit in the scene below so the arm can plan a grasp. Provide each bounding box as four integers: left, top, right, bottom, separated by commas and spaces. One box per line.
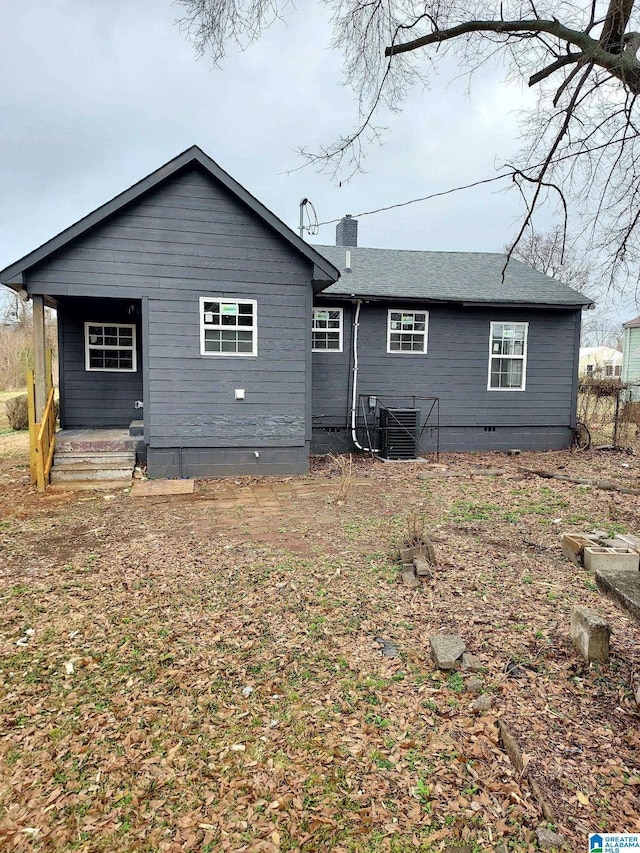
379, 408, 420, 459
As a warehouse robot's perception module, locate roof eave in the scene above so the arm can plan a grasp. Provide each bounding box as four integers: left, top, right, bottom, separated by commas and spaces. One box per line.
0, 145, 340, 287
317, 291, 593, 309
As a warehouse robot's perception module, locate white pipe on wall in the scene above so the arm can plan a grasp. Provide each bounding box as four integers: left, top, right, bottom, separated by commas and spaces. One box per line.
350, 300, 378, 453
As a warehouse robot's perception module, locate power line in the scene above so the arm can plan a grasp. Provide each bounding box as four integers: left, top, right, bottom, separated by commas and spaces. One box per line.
314, 173, 512, 228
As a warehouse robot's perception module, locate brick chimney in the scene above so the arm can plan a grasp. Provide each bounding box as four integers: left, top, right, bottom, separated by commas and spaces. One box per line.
336, 214, 358, 247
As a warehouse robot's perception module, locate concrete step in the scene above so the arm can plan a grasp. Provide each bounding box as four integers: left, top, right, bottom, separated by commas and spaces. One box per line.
51, 464, 134, 483
55, 430, 137, 453
48, 479, 133, 493
53, 451, 136, 466
129, 420, 144, 437
56, 439, 137, 453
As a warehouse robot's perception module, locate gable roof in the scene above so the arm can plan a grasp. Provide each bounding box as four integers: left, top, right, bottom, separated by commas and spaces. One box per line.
623, 316, 640, 328
0, 146, 339, 289
313, 245, 593, 308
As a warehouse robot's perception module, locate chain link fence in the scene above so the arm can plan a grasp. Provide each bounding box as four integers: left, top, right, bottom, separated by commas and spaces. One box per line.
577, 378, 640, 448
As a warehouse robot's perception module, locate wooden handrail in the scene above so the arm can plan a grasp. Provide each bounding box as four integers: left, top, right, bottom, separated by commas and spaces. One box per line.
28, 350, 56, 492
36, 386, 55, 445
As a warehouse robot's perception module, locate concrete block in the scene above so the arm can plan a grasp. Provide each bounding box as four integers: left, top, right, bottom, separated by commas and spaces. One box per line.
583, 546, 640, 573
561, 532, 599, 564
570, 605, 611, 662
413, 557, 433, 578
398, 538, 436, 565
401, 568, 421, 589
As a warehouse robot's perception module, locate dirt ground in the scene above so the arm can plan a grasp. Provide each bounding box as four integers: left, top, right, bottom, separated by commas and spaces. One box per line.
1, 433, 639, 852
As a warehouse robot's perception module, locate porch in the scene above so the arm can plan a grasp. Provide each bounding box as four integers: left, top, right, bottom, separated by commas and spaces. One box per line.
27, 292, 145, 491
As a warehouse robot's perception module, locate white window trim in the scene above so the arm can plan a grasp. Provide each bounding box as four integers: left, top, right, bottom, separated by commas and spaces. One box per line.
487, 321, 529, 391
312, 306, 344, 353
386, 309, 429, 355
199, 297, 258, 357
84, 322, 137, 373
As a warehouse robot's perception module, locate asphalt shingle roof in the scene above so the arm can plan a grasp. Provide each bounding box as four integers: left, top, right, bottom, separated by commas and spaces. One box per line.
313, 245, 593, 307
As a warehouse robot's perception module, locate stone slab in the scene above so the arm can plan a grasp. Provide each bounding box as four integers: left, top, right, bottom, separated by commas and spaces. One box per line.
595, 567, 640, 623
130, 479, 195, 496
616, 533, 640, 550
570, 605, 611, 662
584, 546, 640, 573
430, 635, 466, 670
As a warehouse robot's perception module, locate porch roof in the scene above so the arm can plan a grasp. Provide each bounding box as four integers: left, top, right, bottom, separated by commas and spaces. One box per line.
0, 145, 340, 292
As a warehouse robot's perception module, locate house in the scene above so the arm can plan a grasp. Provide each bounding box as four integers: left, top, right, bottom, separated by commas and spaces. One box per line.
578, 345, 622, 378
621, 316, 640, 401
0, 146, 592, 483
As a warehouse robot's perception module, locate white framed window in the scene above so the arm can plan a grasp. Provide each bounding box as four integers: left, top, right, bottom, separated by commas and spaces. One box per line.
85, 323, 137, 372
312, 307, 343, 352
488, 322, 528, 390
200, 297, 257, 356
387, 309, 428, 354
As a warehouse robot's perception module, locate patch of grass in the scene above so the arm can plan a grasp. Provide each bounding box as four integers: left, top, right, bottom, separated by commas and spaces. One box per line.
372, 750, 394, 770
414, 776, 433, 807
447, 672, 465, 693
448, 500, 501, 522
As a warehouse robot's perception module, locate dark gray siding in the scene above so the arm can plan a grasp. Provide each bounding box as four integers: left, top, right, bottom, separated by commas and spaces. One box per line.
57, 297, 142, 429
26, 165, 315, 469
312, 302, 354, 428
148, 445, 309, 478
312, 301, 581, 453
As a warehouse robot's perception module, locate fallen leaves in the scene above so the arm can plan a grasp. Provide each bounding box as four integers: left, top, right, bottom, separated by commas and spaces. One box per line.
1, 444, 640, 850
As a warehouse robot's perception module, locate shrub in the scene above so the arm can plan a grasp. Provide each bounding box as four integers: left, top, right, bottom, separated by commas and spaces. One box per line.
5, 395, 29, 430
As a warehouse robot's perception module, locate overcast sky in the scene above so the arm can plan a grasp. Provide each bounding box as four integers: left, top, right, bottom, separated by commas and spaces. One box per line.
0, 0, 634, 324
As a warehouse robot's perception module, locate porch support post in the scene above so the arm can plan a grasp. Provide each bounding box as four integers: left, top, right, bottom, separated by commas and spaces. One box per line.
32, 294, 47, 420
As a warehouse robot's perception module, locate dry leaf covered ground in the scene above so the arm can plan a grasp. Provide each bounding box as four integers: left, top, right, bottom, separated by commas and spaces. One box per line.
1, 434, 639, 852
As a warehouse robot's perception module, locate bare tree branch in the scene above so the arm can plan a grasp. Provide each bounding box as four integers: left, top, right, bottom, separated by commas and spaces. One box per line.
177, 0, 640, 296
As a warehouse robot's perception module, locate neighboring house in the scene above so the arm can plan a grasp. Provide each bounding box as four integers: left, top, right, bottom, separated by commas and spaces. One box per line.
578, 346, 622, 378
0, 146, 592, 480
622, 316, 640, 401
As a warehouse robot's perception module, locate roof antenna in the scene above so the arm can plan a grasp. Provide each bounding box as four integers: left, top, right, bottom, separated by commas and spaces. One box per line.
299, 198, 318, 239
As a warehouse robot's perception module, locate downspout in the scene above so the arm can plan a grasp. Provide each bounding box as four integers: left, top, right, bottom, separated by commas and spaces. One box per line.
350, 300, 378, 452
